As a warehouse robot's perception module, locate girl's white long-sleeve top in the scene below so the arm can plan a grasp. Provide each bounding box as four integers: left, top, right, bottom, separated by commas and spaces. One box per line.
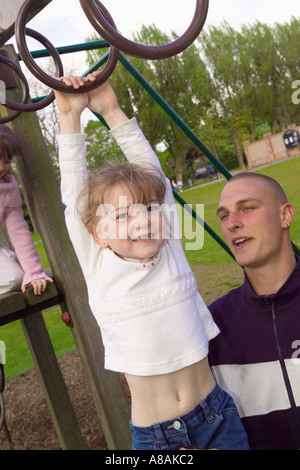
57, 118, 219, 376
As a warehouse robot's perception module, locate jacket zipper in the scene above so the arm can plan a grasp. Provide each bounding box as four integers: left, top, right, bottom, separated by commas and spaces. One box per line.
268, 298, 300, 440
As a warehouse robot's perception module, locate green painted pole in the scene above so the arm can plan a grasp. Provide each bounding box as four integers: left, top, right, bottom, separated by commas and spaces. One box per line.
118, 53, 232, 180
172, 191, 234, 259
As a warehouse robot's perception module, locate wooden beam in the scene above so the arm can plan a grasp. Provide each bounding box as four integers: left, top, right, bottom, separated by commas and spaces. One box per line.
0, 278, 62, 325
0, 291, 26, 318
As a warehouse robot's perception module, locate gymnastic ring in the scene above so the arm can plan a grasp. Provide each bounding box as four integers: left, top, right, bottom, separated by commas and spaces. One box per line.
80, 0, 209, 60
15, 0, 119, 93
4, 28, 62, 113
0, 55, 29, 123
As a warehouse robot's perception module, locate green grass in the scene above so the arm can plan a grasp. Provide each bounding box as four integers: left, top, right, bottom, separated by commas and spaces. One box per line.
0, 306, 75, 379
1, 156, 299, 378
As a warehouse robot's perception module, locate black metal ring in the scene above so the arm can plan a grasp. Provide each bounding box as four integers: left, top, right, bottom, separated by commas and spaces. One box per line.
15, 0, 119, 93
4, 28, 62, 112
0, 55, 29, 123
80, 0, 209, 60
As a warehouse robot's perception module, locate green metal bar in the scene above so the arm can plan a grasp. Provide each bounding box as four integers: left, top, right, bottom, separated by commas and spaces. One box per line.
173, 190, 234, 259
115, 53, 235, 259
31, 49, 110, 105
17, 40, 109, 60
31, 44, 233, 259
28, 41, 231, 179
118, 52, 232, 181
81, 53, 233, 257
26, 41, 300, 259
82, 49, 110, 75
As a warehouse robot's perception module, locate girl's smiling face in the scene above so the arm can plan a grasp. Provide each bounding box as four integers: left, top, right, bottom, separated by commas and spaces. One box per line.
93, 183, 165, 260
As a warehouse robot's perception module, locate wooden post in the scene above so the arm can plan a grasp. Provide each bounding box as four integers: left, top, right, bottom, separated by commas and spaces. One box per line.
20, 311, 87, 450
1, 44, 131, 449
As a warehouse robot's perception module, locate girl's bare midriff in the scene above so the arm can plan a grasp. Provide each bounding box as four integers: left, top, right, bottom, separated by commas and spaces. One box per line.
126, 357, 215, 426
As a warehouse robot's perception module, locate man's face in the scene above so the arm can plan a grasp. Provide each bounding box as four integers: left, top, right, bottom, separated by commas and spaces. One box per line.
217, 178, 285, 268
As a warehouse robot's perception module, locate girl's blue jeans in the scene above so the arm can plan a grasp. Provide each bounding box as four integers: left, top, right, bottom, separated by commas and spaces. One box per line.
129, 383, 249, 450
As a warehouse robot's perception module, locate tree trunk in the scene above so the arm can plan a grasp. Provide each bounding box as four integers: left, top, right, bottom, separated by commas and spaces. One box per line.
233, 132, 245, 170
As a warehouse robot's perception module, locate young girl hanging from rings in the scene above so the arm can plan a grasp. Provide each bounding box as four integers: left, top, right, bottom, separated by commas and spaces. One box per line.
55, 72, 249, 450
0, 129, 52, 295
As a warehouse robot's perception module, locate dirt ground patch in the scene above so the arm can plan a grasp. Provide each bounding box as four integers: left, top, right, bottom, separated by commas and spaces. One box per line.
0, 351, 107, 450
0, 263, 243, 450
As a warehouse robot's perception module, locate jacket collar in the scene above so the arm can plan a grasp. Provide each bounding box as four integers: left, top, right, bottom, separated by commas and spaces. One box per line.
242, 256, 300, 304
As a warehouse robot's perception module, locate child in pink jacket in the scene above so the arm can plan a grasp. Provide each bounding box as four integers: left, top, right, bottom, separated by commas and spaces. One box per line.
0, 131, 52, 295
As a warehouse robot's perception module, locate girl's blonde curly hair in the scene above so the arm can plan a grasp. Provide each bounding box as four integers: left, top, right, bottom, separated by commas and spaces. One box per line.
76, 160, 166, 233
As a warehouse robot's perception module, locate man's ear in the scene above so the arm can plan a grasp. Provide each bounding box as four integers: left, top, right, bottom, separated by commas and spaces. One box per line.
281, 203, 294, 228
87, 228, 109, 248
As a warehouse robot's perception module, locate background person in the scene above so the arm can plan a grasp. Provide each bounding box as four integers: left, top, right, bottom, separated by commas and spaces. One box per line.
0, 131, 52, 295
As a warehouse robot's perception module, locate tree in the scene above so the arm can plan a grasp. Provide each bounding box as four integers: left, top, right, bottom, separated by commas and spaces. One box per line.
198, 18, 300, 151
274, 17, 300, 128
33, 18, 300, 177
198, 22, 259, 169
84, 119, 124, 173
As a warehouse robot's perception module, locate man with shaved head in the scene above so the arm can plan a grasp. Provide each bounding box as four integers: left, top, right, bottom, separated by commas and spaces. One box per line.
208, 172, 300, 449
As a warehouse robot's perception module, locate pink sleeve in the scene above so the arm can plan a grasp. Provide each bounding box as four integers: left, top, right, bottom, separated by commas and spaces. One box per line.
3, 205, 47, 287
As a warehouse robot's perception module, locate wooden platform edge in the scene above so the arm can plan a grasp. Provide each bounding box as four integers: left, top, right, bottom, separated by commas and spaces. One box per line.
0, 278, 63, 326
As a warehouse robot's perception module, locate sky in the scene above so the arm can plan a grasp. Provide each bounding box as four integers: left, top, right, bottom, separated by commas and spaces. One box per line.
10, 0, 296, 80
2, 0, 298, 70
20, 0, 300, 54
3, 0, 300, 121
